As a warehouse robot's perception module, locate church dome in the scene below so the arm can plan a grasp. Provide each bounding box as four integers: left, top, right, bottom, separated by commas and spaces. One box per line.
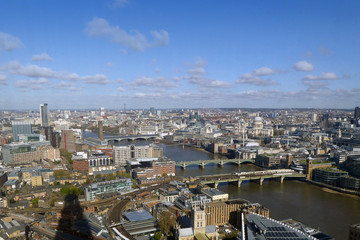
254, 116, 262, 122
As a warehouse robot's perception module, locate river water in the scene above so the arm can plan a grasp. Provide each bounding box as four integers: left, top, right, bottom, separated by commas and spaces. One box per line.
84, 133, 360, 239
160, 143, 360, 240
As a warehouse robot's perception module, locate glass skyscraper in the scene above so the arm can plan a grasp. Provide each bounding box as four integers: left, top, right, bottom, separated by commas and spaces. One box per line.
40, 103, 49, 127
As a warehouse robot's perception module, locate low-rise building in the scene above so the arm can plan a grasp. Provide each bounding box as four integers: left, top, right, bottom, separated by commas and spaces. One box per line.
201, 188, 228, 202
85, 178, 132, 201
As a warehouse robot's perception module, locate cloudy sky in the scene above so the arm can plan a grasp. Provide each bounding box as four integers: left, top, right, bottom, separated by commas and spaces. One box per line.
0, 0, 359, 110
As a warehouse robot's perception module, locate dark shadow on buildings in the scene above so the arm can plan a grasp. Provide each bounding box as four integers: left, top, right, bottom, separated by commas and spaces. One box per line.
55, 194, 93, 240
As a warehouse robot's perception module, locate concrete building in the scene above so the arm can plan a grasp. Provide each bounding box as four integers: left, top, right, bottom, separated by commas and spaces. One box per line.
2, 143, 41, 165
59, 129, 77, 153
11, 120, 32, 142
255, 154, 282, 168
204, 200, 269, 226
201, 188, 228, 202
113, 145, 153, 167
31, 172, 43, 186
85, 178, 132, 201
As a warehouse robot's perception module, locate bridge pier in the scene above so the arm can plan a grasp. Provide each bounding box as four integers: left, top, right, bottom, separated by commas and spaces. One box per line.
213, 181, 219, 188
280, 176, 284, 183
182, 163, 186, 169
200, 161, 205, 168
255, 177, 264, 186
237, 179, 242, 187
218, 160, 224, 167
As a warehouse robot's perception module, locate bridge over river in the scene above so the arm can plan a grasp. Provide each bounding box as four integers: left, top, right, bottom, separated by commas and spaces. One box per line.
196, 170, 306, 188
105, 134, 161, 143
176, 158, 255, 169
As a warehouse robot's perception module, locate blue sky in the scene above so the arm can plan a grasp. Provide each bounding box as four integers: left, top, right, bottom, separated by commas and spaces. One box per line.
0, 0, 359, 109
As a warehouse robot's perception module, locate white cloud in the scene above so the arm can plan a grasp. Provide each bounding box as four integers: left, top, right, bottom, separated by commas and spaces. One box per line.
2, 61, 111, 85
154, 68, 161, 73
0, 32, 24, 51
0, 74, 7, 85
185, 58, 231, 89
302, 79, 329, 89
207, 80, 232, 88
31, 52, 53, 61
85, 17, 169, 51
235, 73, 277, 86
132, 76, 180, 89
16, 78, 50, 90
187, 67, 206, 76
53, 81, 80, 91
293, 61, 314, 72
111, 0, 129, 8
303, 72, 338, 81
319, 46, 331, 55
253, 67, 275, 76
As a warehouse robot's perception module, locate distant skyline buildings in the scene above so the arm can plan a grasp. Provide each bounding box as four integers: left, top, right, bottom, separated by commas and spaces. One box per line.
0, 1, 359, 109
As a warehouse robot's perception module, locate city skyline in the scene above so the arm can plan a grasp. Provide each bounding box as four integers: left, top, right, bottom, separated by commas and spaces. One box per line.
0, 0, 359, 109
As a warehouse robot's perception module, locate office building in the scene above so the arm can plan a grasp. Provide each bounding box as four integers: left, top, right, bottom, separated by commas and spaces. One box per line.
312, 168, 348, 186
113, 145, 154, 167
204, 199, 269, 226
85, 178, 132, 201
11, 120, 32, 142
2, 143, 41, 165
150, 107, 155, 115
40, 103, 49, 127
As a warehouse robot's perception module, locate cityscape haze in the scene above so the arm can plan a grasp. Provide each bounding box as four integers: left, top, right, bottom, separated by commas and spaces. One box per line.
0, 1, 360, 240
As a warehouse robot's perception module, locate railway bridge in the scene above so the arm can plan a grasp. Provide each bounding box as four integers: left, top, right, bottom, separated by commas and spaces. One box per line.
198, 170, 306, 188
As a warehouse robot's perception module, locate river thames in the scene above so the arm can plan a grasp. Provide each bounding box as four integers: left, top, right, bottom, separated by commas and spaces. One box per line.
89, 132, 360, 239
160, 143, 360, 240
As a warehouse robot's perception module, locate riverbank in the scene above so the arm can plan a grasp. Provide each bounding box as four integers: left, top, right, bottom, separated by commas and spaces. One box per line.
306, 180, 360, 198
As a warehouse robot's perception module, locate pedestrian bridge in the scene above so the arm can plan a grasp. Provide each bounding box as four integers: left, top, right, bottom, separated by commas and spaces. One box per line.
198, 170, 306, 188
176, 159, 255, 169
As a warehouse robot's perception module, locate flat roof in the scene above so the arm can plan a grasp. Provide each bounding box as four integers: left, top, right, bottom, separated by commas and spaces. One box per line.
123, 209, 153, 222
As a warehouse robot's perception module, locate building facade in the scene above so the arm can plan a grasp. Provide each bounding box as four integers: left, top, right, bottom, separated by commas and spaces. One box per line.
40, 103, 49, 127
11, 120, 32, 142
113, 145, 153, 167
312, 168, 348, 186
85, 178, 132, 201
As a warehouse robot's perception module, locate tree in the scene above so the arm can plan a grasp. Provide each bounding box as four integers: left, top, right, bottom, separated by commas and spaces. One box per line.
31, 198, 39, 208
60, 186, 82, 196
54, 170, 70, 179
158, 211, 176, 236
60, 149, 73, 165
154, 231, 162, 240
